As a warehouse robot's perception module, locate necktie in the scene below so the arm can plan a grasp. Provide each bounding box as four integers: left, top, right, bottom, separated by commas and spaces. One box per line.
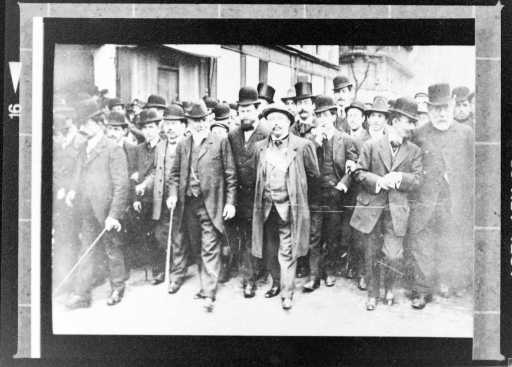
390, 141, 400, 154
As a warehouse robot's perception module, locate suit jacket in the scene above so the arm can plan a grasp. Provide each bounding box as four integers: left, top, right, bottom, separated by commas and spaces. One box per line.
408, 121, 474, 234
73, 135, 129, 223
252, 134, 320, 259
135, 141, 158, 203
228, 123, 269, 218
334, 114, 350, 134
141, 139, 178, 221
169, 134, 237, 234
123, 140, 138, 203
350, 134, 423, 236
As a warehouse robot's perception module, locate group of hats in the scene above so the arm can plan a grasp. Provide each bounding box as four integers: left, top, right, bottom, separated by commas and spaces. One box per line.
344, 95, 419, 122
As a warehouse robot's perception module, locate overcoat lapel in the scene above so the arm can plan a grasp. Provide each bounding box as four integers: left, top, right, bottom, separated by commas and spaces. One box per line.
85, 136, 107, 165
391, 140, 410, 171
377, 135, 392, 172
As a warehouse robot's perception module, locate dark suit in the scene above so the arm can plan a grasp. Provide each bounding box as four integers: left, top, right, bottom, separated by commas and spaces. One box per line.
408, 121, 474, 295
350, 134, 422, 298
72, 134, 130, 298
228, 124, 269, 285
169, 134, 237, 299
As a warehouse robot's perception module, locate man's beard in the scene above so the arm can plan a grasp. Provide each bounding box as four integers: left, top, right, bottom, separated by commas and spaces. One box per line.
240, 118, 255, 131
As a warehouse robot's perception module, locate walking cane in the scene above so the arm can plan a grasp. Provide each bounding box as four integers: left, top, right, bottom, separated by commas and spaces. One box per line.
164, 206, 175, 285
52, 227, 108, 298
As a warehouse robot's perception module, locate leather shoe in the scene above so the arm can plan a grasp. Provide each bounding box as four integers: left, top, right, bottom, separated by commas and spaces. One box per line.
203, 297, 215, 312
168, 282, 181, 294
151, 273, 164, 285
265, 285, 280, 298
194, 291, 207, 300
357, 276, 367, 291
281, 297, 293, 310
107, 287, 124, 306
325, 275, 336, 287
243, 283, 256, 298
303, 278, 320, 293
65, 294, 91, 310
366, 297, 377, 311
411, 294, 430, 310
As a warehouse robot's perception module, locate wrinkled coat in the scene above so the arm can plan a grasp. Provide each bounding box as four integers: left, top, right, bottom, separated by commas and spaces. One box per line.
252, 134, 320, 259
350, 134, 423, 236
168, 134, 237, 234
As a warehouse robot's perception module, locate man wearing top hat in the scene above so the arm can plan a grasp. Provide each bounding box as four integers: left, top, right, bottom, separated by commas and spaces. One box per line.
144, 94, 167, 119
252, 103, 320, 310
302, 95, 359, 292
228, 86, 270, 298
290, 81, 317, 139
452, 86, 474, 129
257, 82, 275, 107
136, 104, 187, 287
166, 100, 237, 312
332, 75, 355, 133
350, 97, 422, 311
64, 98, 130, 309
281, 88, 297, 117
408, 83, 474, 309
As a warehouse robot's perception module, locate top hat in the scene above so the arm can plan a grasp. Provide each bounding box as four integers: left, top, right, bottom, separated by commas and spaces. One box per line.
213, 103, 231, 121
314, 95, 337, 114
345, 100, 366, 115
203, 95, 218, 110
294, 82, 314, 101
365, 96, 389, 115
257, 82, 276, 103
427, 83, 451, 106
389, 97, 418, 121
451, 86, 471, 102
76, 98, 103, 123
237, 86, 260, 107
106, 111, 128, 127
185, 101, 210, 120
260, 103, 295, 125
281, 88, 296, 103
332, 75, 353, 91
139, 108, 162, 126
163, 104, 186, 121
145, 94, 167, 109
108, 98, 124, 110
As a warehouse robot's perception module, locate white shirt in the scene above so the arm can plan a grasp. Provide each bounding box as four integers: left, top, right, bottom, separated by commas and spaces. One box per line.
243, 120, 259, 142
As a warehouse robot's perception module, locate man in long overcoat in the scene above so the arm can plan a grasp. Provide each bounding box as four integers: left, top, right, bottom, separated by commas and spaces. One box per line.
252, 103, 320, 310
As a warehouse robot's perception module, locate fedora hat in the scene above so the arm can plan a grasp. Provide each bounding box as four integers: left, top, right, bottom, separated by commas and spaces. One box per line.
281, 88, 296, 103
164, 104, 185, 122
427, 83, 451, 106
139, 108, 162, 126
237, 86, 260, 107
213, 103, 231, 121
333, 75, 353, 91
389, 97, 418, 121
365, 96, 389, 115
294, 82, 314, 101
451, 86, 471, 102
345, 100, 366, 115
76, 98, 103, 123
185, 101, 209, 120
106, 111, 128, 127
145, 94, 167, 109
314, 95, 337, 114
261, 103, 295, 125
257, 82, 275, 103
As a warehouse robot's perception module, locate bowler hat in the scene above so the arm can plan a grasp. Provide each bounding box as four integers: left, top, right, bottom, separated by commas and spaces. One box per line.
314, 95, 337, 114
139, 108, 162, 126
106, 111, 128, 127
185, 101, 209, 120
213, 103, 231, 121
257, 82, 275, 103
452, 86, 471, 102
164, 104, 185, 121
333, 75, 353, 91
281, 88, 296, 103
427, 83, 451, 106
145, 94, 167, 109
237, 86, 260, 107
365, 96, 389, 115
261, 103, 295, 125
294, 82, 314, 101
76, 98, 103, 123
345, 101, 366, 115
210, 120, 229, 132
108, 98, 124, 110
389, 97, 418, 121
203, 95, 218, 110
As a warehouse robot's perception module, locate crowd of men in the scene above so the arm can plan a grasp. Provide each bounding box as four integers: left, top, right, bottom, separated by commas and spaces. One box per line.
53, 76, 475, 313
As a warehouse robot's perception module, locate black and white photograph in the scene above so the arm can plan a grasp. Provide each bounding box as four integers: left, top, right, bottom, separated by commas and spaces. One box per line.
49, 43, 476, 337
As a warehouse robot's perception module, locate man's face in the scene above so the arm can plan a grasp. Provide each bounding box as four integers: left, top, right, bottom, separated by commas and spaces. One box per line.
334, 86, 354, 108
211, 125, 228, 139
296, 98, 314, 121
133, 105, 142, 115
111, 105, 125, 114
141, 122, 160, 141
267, 112, 290, 139
187, 117, 208, 134
428, 102, 453, 131
453, 99, 471, 121
367, 112, 387, 137
346, 108, 364, 131
393, 114, 416, 140
106, 125, 126, 143
284, 100, 297, 115
315, 110, 336, 137
238, 104, 258, 129
79, 119, 101, 139
417, 113, 430, 128
161, 120, 185, 143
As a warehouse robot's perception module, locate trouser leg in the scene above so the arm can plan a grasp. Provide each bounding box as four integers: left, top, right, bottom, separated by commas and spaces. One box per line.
264, 208, 280, 285
239, 218, 257, 285
381, 210, 404, 294
308, 209, 323, 280
52, 203, 80, 289
170, 198, 197, 285
364, 220, 383, 299
277, 214, 295, 299
409, 221, 437, 296
322, 190, 343, 277
103, 230, 127, 289
153, 210, 170, 276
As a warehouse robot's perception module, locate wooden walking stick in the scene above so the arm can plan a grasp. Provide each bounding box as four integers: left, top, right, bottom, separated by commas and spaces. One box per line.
164, 206, 175, 285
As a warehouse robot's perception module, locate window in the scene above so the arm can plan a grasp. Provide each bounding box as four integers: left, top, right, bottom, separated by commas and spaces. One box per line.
217, 48, 241, 103
246, 55, 259, 87
157, 66, 179, 104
